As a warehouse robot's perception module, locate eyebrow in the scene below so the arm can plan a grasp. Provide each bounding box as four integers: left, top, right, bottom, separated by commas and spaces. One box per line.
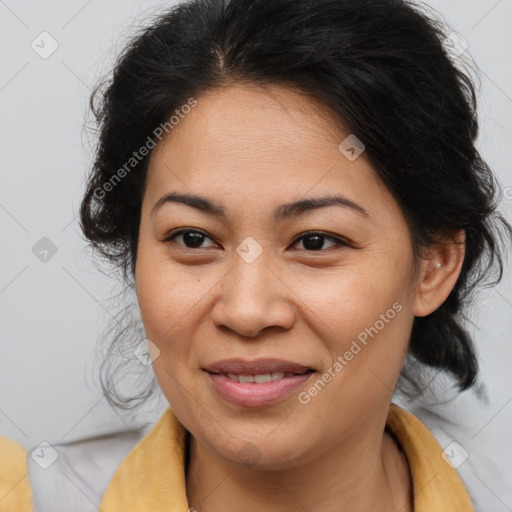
151, 192, 369, 221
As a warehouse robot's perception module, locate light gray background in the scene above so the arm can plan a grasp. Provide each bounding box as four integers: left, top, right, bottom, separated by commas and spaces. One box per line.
1, 0, 511, 508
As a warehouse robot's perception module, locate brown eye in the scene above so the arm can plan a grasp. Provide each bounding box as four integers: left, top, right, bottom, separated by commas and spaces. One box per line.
164, 229, 217, 249
291, 231, 349, 251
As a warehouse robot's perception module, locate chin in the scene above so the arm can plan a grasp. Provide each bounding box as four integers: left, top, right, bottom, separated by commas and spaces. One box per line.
204, 429, 316, 471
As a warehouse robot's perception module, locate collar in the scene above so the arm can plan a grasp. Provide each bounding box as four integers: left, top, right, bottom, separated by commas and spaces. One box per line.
99, 403, 474, 511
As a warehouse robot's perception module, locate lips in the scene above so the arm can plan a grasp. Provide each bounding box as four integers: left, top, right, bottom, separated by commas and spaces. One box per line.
203, 358, 314, 376
203, 358, 315, 407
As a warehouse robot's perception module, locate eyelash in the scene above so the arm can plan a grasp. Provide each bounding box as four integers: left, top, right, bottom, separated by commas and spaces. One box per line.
162, 229, 351, 252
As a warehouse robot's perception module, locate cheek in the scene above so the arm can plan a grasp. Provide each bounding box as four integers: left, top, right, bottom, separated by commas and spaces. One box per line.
296, 298, 412, 446
292, 258, 413, 399
135, 266, 180, 342
134, 244, 220, 366
292, 262, 408, 341
136, 240, 191, 331
134, 252, 202, 410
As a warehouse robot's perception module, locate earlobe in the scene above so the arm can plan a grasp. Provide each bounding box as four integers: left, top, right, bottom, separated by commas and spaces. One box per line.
413, 230, 465, 317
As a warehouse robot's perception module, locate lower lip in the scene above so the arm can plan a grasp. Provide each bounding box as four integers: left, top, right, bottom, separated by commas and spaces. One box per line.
207, 372, 313, 407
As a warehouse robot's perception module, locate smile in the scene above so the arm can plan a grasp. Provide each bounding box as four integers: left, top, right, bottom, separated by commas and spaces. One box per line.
222, 371, 308, 383
206, 369, 315, 407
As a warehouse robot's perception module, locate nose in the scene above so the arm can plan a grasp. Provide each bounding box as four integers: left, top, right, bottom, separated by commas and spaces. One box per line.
211, 251, 296, 338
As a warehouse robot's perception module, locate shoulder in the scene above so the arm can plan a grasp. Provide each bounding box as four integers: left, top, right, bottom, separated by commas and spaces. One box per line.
0, 436, 32, 511
26, 424, 152, 512
1, 411, 166, 512
387, 403, 475, 512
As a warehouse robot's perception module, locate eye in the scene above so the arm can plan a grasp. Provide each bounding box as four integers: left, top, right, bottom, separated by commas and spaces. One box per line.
163, 229, 350, 252
163, 229, 218, 249
290, 231, 349, 251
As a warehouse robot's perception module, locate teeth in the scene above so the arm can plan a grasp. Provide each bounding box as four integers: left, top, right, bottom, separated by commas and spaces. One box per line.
254, 374, 271, 383
224, 371, 291, 382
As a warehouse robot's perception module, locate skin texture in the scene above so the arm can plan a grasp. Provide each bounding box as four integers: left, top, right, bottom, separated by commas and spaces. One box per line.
135, 83, 465, 511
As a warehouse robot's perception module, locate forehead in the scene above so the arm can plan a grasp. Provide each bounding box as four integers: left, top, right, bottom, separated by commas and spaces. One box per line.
144, 83, 391, 217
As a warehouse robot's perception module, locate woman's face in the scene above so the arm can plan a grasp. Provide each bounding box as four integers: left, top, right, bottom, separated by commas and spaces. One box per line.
135, 83, 421, 469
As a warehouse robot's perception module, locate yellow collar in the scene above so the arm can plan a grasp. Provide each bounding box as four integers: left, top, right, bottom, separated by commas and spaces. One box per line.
99, 403, 474, 511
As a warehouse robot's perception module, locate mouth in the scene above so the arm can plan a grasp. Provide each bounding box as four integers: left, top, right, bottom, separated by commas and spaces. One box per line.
211, 370, 314, 383
203, 358, 316, 407
203, 357, 315, 376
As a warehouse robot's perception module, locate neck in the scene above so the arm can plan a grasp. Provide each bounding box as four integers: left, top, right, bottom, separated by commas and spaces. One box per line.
185, 407, 412, 512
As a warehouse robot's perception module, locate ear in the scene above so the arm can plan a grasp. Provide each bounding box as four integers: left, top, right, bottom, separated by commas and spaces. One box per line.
413, 230, 465, 317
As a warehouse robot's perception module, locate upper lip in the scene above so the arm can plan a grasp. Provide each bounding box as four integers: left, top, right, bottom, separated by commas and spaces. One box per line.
204, 358, 314, 375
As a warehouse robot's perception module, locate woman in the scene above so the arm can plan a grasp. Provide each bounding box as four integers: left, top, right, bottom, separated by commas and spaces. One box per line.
1, 0, 510, 510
